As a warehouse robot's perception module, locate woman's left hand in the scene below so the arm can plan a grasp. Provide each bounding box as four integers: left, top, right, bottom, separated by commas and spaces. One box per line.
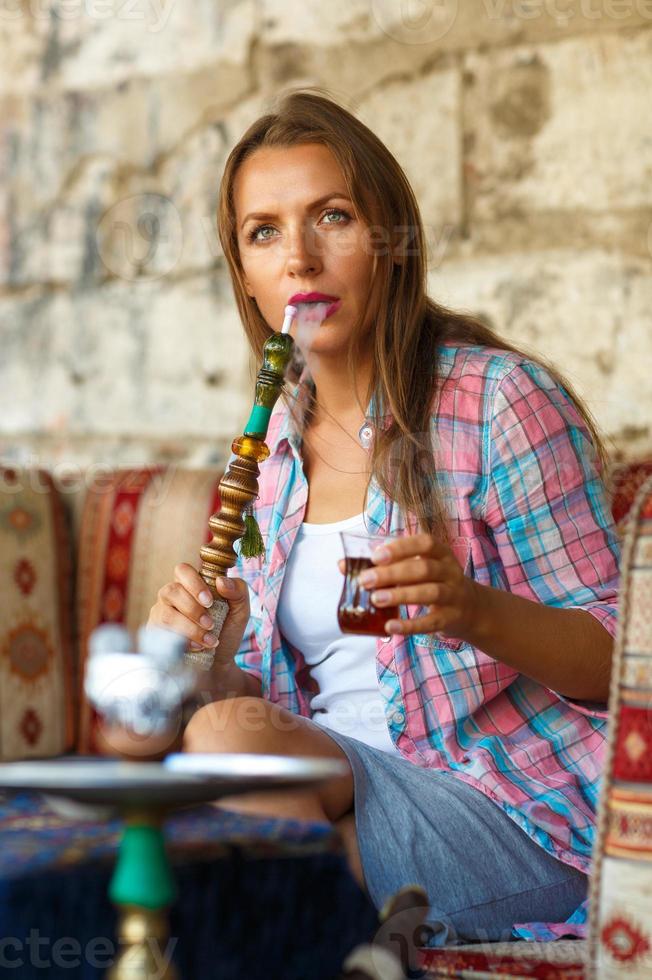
339, 534, 481, 639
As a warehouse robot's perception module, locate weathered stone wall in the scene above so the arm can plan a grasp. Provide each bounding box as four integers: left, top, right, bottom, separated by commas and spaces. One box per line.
2, 0, 651, 481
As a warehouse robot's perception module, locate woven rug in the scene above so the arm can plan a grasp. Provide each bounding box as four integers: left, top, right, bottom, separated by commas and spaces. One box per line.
418, 939, 586, 978
0, 791, 378, 980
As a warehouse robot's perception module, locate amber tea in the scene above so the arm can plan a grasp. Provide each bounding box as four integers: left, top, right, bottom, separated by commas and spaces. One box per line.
337, 531, 401, 636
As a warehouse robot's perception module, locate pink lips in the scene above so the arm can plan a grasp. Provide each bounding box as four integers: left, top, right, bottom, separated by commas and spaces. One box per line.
288, 292, 342, 320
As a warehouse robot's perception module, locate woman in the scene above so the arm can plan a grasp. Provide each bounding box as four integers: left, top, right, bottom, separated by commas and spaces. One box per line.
148, 89, 620, 946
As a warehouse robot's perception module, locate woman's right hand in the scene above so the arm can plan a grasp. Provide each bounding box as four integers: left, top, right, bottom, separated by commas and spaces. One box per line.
148, 563, 250, 664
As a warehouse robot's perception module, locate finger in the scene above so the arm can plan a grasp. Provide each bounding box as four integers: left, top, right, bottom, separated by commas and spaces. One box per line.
370, 534, 448, 566
172, 564, 248, 614
383, 607, 458, 635
158, 580, 213, 629
370, 583, 453, 608
150, 603, 220, 649
358, 556, 445, 589
174, 562, 214, 608
214, 575, 249, 608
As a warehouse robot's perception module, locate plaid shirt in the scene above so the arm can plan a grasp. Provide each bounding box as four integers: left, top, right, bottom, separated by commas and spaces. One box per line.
231, 342, 620, 939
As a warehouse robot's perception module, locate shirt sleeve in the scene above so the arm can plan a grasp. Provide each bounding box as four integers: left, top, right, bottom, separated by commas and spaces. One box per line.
482, 358, 620, 718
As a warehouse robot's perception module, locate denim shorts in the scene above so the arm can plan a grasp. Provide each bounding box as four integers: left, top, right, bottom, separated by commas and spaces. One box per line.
321, 728, 589, 947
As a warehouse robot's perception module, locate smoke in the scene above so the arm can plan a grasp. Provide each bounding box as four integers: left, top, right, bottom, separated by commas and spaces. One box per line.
292, 301, 332, 354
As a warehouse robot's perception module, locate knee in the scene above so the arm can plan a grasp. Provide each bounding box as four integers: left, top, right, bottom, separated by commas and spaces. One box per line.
183, 696, 302, 753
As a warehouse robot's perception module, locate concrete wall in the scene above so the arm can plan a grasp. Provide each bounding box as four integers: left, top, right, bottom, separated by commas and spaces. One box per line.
2, 0, 651, 481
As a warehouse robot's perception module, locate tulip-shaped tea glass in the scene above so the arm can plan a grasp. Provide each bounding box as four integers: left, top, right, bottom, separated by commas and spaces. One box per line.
337, 531, 400, 636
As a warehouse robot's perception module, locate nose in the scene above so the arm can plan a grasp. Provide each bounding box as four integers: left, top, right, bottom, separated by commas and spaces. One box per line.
286, 224, 322, 278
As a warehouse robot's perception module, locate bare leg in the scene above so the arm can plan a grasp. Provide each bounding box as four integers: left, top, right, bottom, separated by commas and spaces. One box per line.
183, 697, 366, 890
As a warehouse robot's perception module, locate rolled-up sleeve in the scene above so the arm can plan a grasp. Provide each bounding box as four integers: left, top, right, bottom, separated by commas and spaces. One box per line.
483, 359, 620, 716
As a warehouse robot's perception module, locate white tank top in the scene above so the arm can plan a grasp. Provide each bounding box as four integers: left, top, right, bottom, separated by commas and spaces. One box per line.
276, 512, 399, 755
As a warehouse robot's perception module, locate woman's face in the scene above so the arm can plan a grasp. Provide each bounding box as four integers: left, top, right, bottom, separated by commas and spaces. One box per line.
233, 142, 376, 357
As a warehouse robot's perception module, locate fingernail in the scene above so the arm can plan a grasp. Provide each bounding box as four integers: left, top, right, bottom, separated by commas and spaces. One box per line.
199, 590, 212, 607
200, 614, 213, 629
219, 577, 235, 592
371, 546, 390, 563
358, 570, 376, 587
385, 620, 402, 633
371, 590, 392, 605
203, 632, 219, 647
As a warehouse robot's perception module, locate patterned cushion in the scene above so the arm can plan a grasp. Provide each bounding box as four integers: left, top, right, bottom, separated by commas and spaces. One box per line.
610, 459, 652, 537
0, 468, 75, 760
588, 474, 652, 977
75, 467, 221, 751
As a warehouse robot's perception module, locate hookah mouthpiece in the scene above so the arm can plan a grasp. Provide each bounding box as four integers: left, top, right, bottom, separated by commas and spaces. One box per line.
281, 305, 297, 334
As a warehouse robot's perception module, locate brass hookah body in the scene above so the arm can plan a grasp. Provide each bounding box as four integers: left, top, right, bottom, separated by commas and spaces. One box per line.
186, 307, 297, 670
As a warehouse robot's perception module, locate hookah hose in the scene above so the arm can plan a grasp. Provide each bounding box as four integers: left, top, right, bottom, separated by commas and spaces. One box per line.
186, 306, 297, 670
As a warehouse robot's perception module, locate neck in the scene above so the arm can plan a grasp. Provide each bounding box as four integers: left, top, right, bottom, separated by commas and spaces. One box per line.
303, 352, 374, 432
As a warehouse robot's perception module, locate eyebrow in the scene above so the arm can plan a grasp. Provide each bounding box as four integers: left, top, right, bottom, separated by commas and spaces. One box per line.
240, 192, 352, 231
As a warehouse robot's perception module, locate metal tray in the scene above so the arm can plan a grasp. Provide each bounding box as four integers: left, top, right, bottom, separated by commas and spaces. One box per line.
0, 754, 347, 810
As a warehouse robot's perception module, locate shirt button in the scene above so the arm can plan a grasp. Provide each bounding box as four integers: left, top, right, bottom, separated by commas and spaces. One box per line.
391, 709, 405, 725
358, 424, 373, 448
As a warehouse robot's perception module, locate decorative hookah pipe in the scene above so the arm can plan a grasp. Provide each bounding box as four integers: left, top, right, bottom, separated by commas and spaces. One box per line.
186, 305, 298, 670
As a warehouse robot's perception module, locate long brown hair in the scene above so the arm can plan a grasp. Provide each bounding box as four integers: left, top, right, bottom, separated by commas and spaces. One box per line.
217, 87, 606, 538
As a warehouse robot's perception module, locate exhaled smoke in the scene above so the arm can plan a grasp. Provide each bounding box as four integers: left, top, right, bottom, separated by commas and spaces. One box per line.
292, 301, 332, 354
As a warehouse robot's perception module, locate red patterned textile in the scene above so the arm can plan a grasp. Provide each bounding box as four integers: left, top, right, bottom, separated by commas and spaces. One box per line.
610, 459, 652, 535
588, 474, 652, 978
76, 467, 222, 751
0, 468, 75, 759
418, 940, 585, 977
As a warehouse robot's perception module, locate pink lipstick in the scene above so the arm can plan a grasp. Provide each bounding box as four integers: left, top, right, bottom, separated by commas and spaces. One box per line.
288, 292, 341, 320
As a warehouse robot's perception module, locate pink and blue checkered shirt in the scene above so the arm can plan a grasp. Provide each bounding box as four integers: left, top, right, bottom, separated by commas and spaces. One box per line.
231, 343, 620, 939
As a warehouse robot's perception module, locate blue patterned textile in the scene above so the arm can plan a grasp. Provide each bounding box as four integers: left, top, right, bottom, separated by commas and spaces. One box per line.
0, 792, 377, 979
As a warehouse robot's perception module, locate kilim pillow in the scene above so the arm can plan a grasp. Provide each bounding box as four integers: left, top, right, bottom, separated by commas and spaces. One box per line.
0, 468, 75, 760
75, 467, 222, 752
610, 459, 652, 538
588, 475, 652, 978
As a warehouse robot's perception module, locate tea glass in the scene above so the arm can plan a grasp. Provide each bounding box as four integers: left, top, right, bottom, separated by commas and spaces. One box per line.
337, 531, 400, 637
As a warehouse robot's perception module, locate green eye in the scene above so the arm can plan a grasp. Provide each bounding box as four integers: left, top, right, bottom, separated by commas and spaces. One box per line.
249, 225, 275, 242
247, 208, 352, 244
322, 208, 350, 224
